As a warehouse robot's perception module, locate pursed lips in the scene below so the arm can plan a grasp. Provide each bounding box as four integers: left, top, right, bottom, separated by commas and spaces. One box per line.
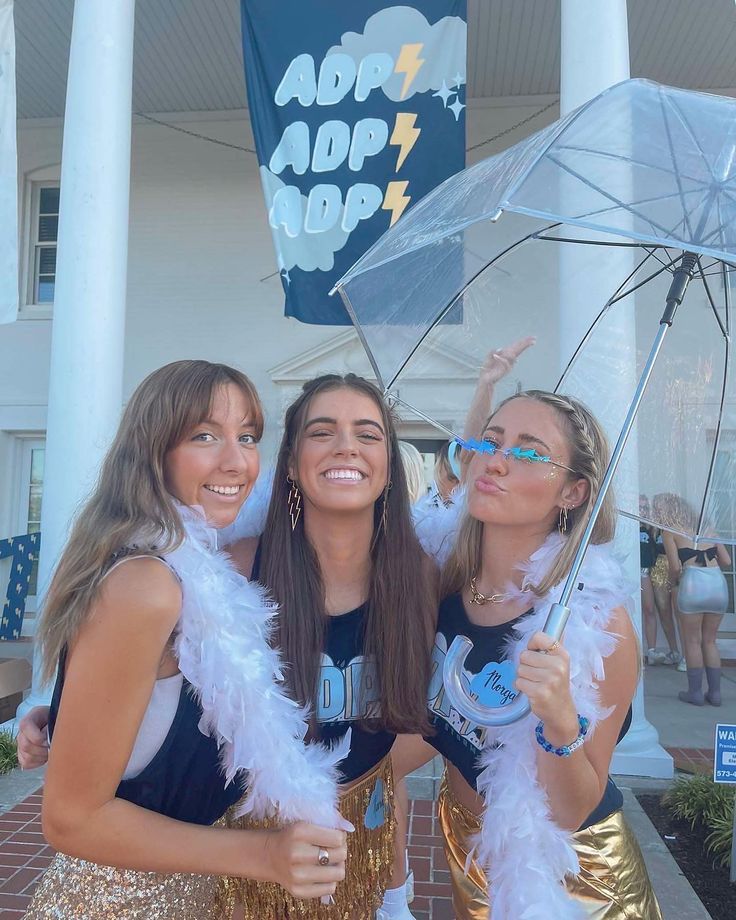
474, 476, 505, 494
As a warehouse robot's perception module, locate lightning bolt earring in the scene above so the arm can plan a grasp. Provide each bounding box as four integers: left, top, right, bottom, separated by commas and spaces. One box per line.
287, 477, 302, 531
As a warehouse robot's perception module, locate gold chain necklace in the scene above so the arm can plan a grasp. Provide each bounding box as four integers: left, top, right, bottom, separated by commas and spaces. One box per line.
469, 575, 511, 605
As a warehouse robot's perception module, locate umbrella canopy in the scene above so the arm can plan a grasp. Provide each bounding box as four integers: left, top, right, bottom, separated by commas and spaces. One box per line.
333, 78, 736, 544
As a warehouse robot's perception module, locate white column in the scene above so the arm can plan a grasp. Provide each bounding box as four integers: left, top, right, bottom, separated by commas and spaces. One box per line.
18, 0, 136, 717
560, 0, 673, 778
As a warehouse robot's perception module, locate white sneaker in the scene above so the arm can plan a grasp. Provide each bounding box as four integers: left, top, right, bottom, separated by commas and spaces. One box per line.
646, 648, 667, 665
375, 907, 417, 920
676, 657, 687, 672
663, 650, 681, 666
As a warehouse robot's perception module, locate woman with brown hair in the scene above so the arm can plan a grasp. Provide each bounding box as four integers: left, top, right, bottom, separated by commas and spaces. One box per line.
223, 373, 436, 919
22, 361, 348, 919
393, 390, 661, 919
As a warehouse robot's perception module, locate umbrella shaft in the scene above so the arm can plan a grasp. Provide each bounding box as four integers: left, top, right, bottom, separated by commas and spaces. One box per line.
555, 321, 671, 611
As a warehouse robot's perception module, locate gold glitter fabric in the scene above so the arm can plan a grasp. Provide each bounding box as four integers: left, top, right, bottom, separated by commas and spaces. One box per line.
649, 555, 672, 591
222, 753, 396, 920
437, 775, 663, 920
23, 851, 221, 919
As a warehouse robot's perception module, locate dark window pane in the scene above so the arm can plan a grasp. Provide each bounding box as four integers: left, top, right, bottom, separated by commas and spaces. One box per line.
39, 187, 60, 214
38, 247, 56, 274
38, 215, 58, 242
37, 278, 55, 303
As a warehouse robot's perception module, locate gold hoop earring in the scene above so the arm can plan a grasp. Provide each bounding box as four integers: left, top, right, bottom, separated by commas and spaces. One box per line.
558, 505, 569, 534
287, 478, 302, 531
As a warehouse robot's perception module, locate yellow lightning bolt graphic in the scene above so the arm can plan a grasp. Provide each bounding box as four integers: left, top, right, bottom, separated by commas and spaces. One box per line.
382, 180, 411, 226
394, 43, 425, 100
390, 113, 420, 171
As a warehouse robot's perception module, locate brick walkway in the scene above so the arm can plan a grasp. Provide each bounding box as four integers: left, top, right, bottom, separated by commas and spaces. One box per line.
0, 792, 453, 919
665, 745, 714, 776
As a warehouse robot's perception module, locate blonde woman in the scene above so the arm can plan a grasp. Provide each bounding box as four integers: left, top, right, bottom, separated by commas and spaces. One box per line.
23, 361, 347, 919
395, 391, 661, 919
658, 494, 731, 707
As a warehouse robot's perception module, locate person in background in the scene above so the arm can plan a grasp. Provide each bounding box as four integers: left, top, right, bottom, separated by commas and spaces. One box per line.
648, 493, 682, 667
640, 495, 680, 666
432, 441, 460, 506
659, 494, 731, 707
399, 441, 428, 505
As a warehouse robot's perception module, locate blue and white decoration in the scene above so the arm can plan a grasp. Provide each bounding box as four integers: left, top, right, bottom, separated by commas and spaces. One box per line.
240, 0, 467, 324
0, 532, 39, 640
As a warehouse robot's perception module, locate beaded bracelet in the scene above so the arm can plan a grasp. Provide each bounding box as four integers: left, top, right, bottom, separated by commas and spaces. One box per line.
535, 714, 590, 757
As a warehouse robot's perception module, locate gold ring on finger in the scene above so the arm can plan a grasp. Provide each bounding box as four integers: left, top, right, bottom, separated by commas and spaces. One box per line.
548, 640, 560, 653
318, 848, 330, 867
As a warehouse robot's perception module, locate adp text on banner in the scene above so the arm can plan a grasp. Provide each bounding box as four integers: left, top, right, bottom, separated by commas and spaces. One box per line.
241, 0, 467, 324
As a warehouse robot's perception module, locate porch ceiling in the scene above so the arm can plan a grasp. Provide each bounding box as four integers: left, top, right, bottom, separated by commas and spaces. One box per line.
15, 0, 736, 120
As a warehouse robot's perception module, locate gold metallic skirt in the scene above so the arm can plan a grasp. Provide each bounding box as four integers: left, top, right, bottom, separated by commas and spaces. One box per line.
23, 852, 221, 919
221, 754, 396, 920
437, 776, 663, 920
649, 555, 672, 592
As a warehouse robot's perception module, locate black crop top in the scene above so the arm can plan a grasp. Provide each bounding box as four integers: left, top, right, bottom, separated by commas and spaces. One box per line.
640, 527, 656, 569
678, 545, 718, 566
252, 546, 395, 784
48, 648, 243, 826
426, 592, 631, 832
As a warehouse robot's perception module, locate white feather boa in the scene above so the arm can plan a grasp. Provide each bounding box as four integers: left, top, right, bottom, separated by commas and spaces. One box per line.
164, 505, 349, 826
471, 533, 629, 920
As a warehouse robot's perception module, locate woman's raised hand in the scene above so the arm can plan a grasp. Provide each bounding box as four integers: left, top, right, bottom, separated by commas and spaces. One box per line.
262, 821, 349, 899
479, 336, 536, 385
17, 705, 50, 770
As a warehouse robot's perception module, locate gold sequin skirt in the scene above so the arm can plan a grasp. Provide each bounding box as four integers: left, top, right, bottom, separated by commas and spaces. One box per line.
437, 775, 663, 920
220, 753, 396, 920
23, 851, 221, 919
649, 555, 672, 592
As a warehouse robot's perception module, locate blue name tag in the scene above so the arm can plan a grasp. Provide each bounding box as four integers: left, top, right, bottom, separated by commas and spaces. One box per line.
364, 778, 386, 829
469, 660, 518, 708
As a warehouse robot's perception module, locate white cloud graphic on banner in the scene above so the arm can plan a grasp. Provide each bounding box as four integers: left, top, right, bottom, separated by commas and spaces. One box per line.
260, 165, 351, 272
328, 6, 466, 102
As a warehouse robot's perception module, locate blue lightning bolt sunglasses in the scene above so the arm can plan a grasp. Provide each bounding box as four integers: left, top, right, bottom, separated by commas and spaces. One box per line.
454, 437, 577, 474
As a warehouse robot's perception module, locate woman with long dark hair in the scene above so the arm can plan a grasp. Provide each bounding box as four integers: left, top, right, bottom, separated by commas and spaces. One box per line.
223, 373, 435, 919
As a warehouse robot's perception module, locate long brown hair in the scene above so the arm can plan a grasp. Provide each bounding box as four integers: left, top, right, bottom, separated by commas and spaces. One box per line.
442, 390, 615, 598
259, 374, 435, 735
38, 360, 263, 683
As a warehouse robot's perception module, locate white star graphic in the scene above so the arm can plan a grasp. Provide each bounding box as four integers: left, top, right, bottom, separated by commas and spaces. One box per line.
452, 71, 464, 89
433, 80, 453, 107
449, 97, 465, 121
281, 268, 291, 286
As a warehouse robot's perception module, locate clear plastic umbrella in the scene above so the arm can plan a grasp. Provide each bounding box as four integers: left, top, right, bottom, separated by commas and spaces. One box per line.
331, 78, 736, 726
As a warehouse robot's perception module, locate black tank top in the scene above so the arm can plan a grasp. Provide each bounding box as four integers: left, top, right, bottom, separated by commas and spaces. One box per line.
640, 527, 656, 568
48, 647, 243, 826
252, 546, 395, 784
678, 545, 718, 566
426, 592, 630, 831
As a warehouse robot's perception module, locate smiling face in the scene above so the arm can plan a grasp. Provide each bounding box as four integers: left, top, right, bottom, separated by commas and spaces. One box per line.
290, 387, 389, 517
467, 397, 589, 533
164, 383, 260, 528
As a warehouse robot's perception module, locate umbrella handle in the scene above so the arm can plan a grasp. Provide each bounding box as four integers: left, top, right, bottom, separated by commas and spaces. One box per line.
442, 603, 572, 727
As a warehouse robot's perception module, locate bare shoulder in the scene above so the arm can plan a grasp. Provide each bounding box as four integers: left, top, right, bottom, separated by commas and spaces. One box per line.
95, 556, 182, 631
228, 537, 259, 578
606, 604, 636, 644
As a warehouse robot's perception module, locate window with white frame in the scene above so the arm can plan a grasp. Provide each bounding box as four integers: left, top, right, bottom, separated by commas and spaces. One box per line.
16, 439, 45, 603
30, 184, 59, 305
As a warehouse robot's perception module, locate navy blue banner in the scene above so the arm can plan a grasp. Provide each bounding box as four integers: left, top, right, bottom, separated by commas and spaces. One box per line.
241, 1, 467, 324
0, 532, 39, 640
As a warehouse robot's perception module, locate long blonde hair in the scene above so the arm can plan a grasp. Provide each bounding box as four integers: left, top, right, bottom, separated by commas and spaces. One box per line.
442, 390, 616, 598
38, 360, 263, 683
